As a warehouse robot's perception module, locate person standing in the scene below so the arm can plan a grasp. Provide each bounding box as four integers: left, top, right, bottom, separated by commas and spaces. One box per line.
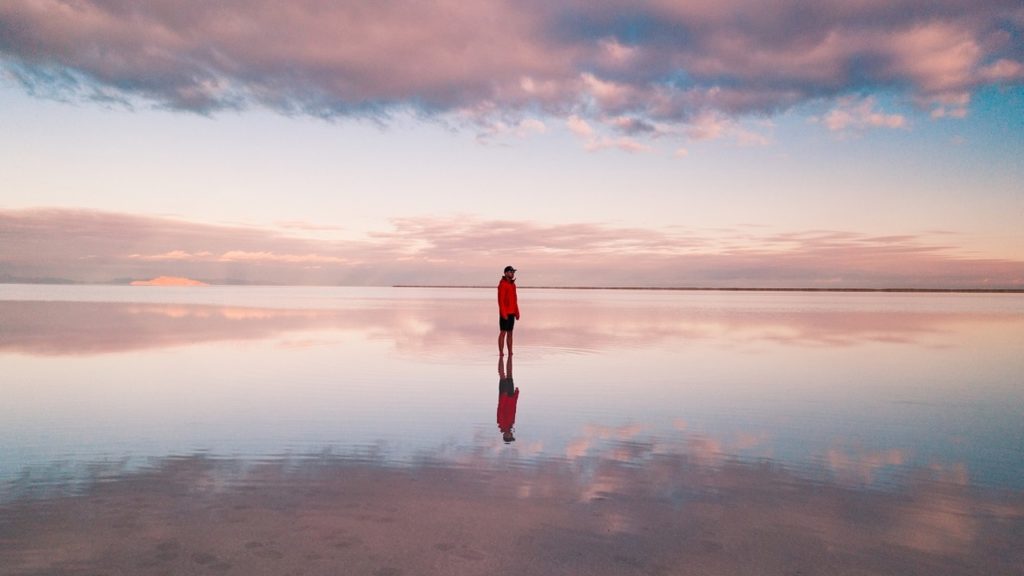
497, 265, 520, 356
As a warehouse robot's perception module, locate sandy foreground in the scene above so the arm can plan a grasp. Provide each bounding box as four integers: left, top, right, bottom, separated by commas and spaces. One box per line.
2, 451, 1022, 576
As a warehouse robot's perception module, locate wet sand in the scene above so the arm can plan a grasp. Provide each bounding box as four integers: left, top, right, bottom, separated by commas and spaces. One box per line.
3, 452, 1022, 576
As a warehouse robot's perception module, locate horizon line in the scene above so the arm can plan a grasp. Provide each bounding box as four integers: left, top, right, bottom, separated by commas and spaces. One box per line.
393, 285, 1024, 294
1, 280, 1021, 294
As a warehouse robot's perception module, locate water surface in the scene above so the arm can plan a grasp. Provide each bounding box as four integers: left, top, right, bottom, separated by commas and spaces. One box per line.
1, 285, 1022, 575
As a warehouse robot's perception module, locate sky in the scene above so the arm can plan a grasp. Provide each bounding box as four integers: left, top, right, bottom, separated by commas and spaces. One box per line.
1, 0, 1022, 288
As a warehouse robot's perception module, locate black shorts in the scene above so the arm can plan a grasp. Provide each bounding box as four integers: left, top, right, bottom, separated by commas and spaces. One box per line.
499, 314, 516, 332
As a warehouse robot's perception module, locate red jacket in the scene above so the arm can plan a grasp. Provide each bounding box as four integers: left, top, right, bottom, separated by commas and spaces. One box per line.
498, 277, 519, 318
497, 388, 519, 432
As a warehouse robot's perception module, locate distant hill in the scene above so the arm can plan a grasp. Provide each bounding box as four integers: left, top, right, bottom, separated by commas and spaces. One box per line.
129, 276, 209, 287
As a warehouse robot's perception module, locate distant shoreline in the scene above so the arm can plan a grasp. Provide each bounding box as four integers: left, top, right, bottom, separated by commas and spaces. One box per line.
393, 285, 1024, 294
1, 281, 1020, 294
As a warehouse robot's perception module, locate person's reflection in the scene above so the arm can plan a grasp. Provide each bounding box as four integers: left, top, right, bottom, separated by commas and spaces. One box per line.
497, 354, 519, 443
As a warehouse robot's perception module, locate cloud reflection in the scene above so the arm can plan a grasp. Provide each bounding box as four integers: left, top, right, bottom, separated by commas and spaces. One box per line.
2, 444, 1021, 575
1, 294, 1019, 357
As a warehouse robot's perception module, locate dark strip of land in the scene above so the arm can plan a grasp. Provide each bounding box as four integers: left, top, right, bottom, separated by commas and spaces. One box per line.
394, 285, 1024, 293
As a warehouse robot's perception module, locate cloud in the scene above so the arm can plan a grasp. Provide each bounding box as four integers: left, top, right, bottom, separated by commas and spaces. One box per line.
584, 135, 651, 153
1, 0, 1020, 138
473, 116, 548, 143
129, 250, 213, 261
218, 251, 350, 265
566, 114, 653, 152
686, 111, 729, 140
566, 115, 595, 138
2, 208, 1022, 288
979, 58, 1024, 82
607, 115, 659, 136
0, 208, 393, 285
820, 96, 907, 132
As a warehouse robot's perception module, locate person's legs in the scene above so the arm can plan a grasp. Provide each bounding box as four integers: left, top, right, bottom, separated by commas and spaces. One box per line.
499, 314, 515, 355
506, 314, 516, 355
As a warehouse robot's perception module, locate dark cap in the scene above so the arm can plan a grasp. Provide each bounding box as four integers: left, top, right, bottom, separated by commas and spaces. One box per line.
504, 265, 517, 273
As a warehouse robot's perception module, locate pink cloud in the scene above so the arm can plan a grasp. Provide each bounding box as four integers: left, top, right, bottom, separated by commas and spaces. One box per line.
129, 250, 213, 261
217, 251, 350, 265
472, 116, 548, 143
1, 0, 1020, 138
584, 135, 651, 153
980, 58, 1024, 82
566, 114, 653, 152
686, 112, 729, 140
566, 115, 594, 138
2, 208, 1022, 289
821, 96, 907, 133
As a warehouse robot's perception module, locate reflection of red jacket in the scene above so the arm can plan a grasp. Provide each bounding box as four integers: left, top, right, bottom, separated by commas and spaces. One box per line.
498, 277, 519, 318
497, 388, 519, 432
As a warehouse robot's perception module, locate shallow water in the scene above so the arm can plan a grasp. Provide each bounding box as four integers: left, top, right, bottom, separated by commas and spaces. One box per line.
1, 285, 1023, 575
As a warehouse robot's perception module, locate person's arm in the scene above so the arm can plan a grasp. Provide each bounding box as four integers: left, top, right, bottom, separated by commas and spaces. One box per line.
499, 282, 511, 317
